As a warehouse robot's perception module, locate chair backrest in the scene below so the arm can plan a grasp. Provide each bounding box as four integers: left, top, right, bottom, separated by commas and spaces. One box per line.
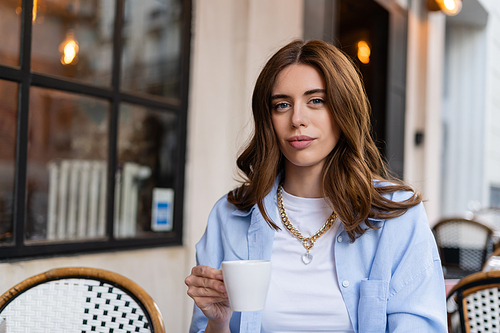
0, 267, 165, 333
483, 247, 500, 271
432, 218, 495, 279
447, 270, 500, 333
473, 206, 500, 231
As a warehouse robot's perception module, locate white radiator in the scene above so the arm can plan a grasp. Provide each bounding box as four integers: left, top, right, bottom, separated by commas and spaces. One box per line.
47, 160, 151, 240
47, 160, 107, 240
114, 162, 151, 238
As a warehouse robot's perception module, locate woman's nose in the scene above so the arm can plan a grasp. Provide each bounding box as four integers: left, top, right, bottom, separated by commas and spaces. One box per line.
291, 104, 308, 128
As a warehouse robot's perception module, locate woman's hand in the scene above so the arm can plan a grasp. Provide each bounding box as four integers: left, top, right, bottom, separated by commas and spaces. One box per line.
185, 265, 232, 331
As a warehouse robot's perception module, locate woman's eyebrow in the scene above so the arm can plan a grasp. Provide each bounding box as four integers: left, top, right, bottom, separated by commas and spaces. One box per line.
304, 88, 325, 96
270, 94, 290, 100
270, 89, 325, 101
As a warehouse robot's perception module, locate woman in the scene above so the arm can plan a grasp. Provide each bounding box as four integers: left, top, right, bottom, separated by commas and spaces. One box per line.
185, 40, 447, 333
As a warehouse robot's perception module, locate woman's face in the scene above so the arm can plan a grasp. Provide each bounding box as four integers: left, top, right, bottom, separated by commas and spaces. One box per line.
271, 64, 341, 173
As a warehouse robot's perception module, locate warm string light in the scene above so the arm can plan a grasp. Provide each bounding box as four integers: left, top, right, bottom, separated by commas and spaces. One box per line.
428, 0, 462, 16
357, 40, 371, 64
441, 0, 462, 15
59, 30, 79, 65
444, 0, 456, 10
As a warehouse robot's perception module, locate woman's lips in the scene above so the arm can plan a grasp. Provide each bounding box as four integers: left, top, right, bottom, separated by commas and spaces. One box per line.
287, 135, 314, 149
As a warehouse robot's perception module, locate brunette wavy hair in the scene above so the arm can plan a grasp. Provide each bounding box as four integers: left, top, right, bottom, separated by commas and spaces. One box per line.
227, 39, 421, 242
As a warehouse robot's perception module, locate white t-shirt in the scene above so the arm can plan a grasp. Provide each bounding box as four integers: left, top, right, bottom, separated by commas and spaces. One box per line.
261, 189, 354, 333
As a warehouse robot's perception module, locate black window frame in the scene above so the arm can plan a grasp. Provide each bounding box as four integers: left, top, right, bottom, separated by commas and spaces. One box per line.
0, 0, 192, 261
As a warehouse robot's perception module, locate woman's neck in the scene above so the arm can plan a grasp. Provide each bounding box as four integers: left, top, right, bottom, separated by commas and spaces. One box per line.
282, 163, 324, 198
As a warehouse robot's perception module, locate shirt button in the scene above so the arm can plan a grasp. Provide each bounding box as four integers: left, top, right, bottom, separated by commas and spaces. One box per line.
337, 235, 343, 243
342, 280, 349, 288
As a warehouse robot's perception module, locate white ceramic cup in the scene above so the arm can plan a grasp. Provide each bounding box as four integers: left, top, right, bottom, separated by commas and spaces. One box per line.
221, 260, 272, 312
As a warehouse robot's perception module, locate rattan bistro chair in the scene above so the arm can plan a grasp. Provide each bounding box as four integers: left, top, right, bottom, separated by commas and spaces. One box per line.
433, 218, 495, 279
446, 270, 500, 333
473, 206, 500, 232
0, 267, 165, 333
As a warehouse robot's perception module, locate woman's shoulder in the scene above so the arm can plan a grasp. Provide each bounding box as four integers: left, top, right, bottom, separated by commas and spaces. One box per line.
373, 179, 419, 203
208, 192, 254, 223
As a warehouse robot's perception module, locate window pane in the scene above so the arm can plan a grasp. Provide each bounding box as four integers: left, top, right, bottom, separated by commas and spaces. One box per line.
31, 0, 116, 86
26, 87, 109, 243
120, 0, 183, 101
115, 103, 178, 238
0, 80, 18, 246
0, 0, 21, 67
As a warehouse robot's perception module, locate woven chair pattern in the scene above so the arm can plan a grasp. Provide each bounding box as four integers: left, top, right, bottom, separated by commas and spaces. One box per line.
447, 271, 500, 333
1, 278, 151, 333
465, 287, 500, 333
433, 219, 494, 279
473, 207, 500, 232
439, 222, 486, 271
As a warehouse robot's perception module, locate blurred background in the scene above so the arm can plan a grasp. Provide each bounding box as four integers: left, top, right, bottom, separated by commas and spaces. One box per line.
0, 0, 498, 331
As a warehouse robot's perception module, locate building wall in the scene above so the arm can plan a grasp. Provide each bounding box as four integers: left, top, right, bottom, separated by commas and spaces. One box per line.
405, 0, 446, 225
480, 0, 500, 206
0, 1, 304, 332
439, 0, 500, 217
441, 22, 487, 217
405, 0, 500, 223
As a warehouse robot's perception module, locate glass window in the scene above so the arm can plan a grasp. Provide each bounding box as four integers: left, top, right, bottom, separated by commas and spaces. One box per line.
26, 87, 109, 243
0, 0, 21, 67
115, 104, 178, 238
0, 80, 18, 246
120, 0, 183, 101
491, 186, 500, 208
0, 0, 190, 260
31, 0, 116, 87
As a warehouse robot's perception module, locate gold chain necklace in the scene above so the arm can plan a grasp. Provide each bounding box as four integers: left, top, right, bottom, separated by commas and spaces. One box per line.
277, 183, 337, 265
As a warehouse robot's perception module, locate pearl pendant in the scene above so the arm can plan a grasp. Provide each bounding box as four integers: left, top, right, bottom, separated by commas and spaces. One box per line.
301, 252, 313, 265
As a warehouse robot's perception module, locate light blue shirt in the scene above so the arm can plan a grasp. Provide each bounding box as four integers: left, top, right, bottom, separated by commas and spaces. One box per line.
189, 178, 448, 333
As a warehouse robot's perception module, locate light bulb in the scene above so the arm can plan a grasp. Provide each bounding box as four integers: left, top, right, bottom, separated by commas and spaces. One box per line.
436, 0, 462, 16
357, 41, 371, 64
59, 30, 79, 65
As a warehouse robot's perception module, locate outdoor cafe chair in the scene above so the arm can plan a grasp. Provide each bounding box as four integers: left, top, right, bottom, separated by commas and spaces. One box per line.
432, 218, 495, 279
482, 246, 500, 272
473, 206, 500, 240
446, 270, 500, 333
0, 267, 165, 333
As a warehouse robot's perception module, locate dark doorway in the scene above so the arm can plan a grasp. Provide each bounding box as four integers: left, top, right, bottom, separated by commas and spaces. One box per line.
303, 0, 407, 177
338, 0, 389, 159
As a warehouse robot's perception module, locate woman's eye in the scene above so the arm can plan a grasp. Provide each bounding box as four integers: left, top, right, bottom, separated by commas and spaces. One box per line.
310, 98, 324, 105
274, 102, 290, 110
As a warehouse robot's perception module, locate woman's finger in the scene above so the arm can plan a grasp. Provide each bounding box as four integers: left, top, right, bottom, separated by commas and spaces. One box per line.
185, 265, 227, 298
186, 277, 226, 297
186, 265, 224, 285
187, 285, 226, 298
191, 265, 223, 280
